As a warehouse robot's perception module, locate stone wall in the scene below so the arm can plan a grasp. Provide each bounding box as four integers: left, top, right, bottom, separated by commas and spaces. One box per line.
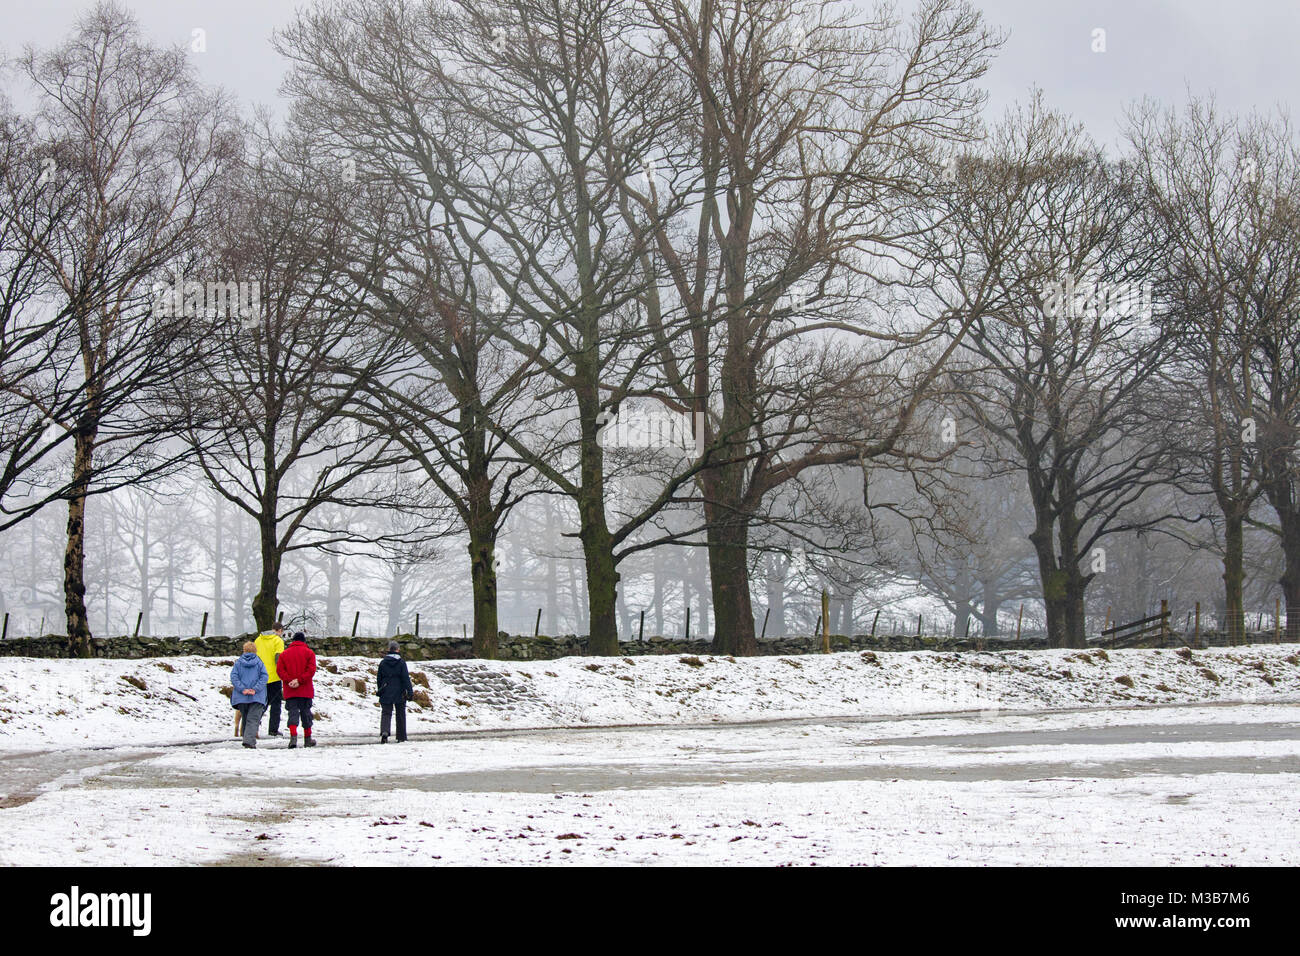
0, 631, 1049, 660
0, 629, 1286, 660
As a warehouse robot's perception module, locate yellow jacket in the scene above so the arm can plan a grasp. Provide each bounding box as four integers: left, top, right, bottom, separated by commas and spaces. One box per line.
255, 633, 285, 683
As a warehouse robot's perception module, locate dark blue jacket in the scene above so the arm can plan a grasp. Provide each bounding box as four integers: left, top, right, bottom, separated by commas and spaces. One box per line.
377, 653, 414, 704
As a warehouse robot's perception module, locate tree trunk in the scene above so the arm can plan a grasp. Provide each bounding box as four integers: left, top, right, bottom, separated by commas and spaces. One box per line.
462, 412, 502, 657
1028, 489, 1088, 649
385, 564, 404, 636
466, 484, 500, 658
326, 553, 341, 635
616, 582, 632, 637
1222, 508, 1247, 643
467, 536, 500, 658
574, 373, 619, 655
1030, 526, 1074, 648
978, 583, 1003, 637
953, 602, 971, 639
579, 521, 620, 655
63, 428, 97, 657
766, 557, 786, 636
251, 512, 280, 633
952, 563, 973, 638
1258, 421, 1299, 641
1063, 575, 1088, 649
839, 588, 854, 634
566, 560, 585, 634
704, 490, 757, 655
166, 537, 176, 622
1278, 510, 1300, 643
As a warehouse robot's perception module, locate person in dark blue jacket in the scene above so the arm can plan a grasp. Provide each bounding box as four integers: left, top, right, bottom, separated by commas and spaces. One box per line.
376, 641, 414, 743
230, 642, 269, 749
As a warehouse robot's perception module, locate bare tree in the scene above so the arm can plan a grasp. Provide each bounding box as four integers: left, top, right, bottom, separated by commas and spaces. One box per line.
1131, 100, 1300, 641
279, 0, 724, 655
11, 3, 240, 653
886, 449, 1038, 637
1132, 100, 1273, 640
935, 98, 1175, 648
179, 141, 410, 632
621, 0, 1000, 653
304, 157, 545, 658
0, 108, 85, 530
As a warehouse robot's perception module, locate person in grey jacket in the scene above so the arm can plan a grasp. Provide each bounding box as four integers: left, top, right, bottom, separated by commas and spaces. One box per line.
376, 641, 414, 743
230, 641, 269, 749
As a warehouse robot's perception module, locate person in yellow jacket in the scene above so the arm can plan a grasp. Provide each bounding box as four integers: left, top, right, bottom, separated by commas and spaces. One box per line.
254, 621, 286, 737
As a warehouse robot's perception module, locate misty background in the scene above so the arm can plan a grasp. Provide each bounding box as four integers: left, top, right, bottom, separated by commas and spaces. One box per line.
1, 0, 1297, 644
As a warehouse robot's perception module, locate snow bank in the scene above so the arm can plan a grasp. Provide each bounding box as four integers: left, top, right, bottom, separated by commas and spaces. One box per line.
0, 644, 1297, 750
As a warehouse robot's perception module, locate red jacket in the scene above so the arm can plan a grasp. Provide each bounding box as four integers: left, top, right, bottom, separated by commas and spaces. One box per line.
278, 640, 317, 699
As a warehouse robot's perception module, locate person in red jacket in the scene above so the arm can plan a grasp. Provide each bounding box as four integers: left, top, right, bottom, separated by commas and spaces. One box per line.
278, 631, 318, 748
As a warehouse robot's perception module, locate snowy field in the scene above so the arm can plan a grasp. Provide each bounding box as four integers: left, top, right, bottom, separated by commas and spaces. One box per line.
2, 643, 1298, 748
0, 645, 1297, 865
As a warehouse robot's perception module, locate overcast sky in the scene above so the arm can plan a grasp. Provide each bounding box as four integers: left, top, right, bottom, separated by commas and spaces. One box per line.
1, 0, 1297, 147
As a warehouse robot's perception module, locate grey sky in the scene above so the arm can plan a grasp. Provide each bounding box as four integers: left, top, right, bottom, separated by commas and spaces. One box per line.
975, 0, 1300, 145
2, 0, 1297, 145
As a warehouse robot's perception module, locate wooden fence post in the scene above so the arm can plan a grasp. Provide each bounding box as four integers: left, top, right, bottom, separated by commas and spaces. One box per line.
685, 607, 691, 641
871, 609, 880, 639
415, 613, 420, 638
200, 611, 208, 637
351, 611, 360, 637
639, 609, 645, 642
1160, 599, 1168, 647
535, 608, 543, 638
134, 611, 143, 638
1, 612, 7, 641
760, 607, 769, 640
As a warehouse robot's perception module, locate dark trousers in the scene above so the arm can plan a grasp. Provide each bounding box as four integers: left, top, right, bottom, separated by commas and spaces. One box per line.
236, 702, 265, 747
286, 697, 313, 731
381, 700, 406, 741
263, 681, 282, 734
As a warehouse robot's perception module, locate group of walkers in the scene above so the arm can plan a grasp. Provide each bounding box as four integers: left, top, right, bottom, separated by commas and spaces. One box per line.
228, 622, 415, 748
229, 622, 318, 748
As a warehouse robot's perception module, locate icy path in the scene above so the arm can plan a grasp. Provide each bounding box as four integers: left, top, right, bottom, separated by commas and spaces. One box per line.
1, 702, 1297, 866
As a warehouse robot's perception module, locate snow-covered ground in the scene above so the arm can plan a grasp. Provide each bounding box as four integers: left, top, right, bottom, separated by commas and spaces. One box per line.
1, 643, 1297, 748
1, 645, 1297, 865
